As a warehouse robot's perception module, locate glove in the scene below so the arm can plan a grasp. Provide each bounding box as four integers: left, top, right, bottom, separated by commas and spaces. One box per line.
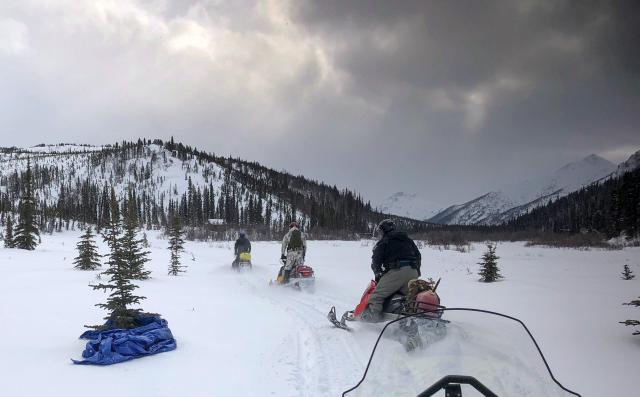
280, 254, 286, 261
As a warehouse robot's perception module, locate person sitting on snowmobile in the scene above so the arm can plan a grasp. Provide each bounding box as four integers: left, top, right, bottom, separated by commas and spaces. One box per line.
233, 231, 251, 268
360, 219, 421, 322
279, 222, 307, 283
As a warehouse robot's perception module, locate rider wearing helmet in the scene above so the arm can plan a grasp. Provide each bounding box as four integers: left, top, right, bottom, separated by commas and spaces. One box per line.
361, 219, 421, 322
280, 221, 307, 283
233, 231, 251, 268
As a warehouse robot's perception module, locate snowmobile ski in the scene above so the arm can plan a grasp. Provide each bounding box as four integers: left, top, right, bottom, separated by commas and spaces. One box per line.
327, 306, 352, 331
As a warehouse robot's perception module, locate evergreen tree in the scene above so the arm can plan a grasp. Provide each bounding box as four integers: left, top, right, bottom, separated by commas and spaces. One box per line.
620, 297, 640, 336
4, 216, 15, 248
621, 264, 635, 280
73, 226, 101, 270
121, 191, 151, 280
14, 159, 40, 250
91, 188, 145, 329
478, 243, 502, 282
168, 215, 186, 276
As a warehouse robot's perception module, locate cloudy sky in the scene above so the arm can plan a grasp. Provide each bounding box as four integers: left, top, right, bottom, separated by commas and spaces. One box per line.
0, 0, 638, 208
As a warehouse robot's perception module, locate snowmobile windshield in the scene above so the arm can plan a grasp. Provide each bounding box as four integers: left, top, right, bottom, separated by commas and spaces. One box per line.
343, 309, 581, 397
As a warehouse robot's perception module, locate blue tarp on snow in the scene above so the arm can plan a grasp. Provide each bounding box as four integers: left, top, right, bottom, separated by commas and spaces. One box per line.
72, 315, 176, 365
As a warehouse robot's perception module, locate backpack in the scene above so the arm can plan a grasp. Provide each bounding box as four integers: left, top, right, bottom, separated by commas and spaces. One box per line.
288, 229, 303, 250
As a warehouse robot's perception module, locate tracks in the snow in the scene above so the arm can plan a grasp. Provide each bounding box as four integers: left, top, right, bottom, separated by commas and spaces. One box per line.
234, 269, 368, 397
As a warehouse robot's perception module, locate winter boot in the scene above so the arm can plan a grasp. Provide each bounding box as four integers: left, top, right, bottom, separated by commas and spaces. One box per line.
359, 306, 382, 323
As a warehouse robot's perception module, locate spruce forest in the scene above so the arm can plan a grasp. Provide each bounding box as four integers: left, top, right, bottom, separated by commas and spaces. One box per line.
1, 140, 638, 245
504, 166, 640, 240
0, 139, 428, 241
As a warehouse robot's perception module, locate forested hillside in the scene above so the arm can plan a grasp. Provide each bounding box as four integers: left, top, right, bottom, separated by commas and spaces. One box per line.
0, 139, 429, 240
504, 167, 639, 240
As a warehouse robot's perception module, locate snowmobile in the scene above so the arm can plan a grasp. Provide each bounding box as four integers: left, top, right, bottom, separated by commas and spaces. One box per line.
270, 259, 316, 291
341, 307, 583, 397
328, 278, 446, 340
232, 252, 252, 272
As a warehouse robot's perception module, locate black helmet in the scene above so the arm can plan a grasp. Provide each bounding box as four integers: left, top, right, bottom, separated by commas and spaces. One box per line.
375, 219, 396, 237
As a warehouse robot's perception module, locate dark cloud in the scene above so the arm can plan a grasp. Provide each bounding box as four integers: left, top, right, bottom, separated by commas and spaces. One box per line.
285, 0, 640, 200
0, 0, 638, 211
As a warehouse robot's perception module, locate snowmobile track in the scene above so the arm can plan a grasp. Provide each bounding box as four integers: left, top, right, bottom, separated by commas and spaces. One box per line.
235, 272, 366, 396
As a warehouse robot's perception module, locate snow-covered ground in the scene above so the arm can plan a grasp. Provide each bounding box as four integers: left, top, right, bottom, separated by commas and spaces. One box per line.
1, 232, 639, 396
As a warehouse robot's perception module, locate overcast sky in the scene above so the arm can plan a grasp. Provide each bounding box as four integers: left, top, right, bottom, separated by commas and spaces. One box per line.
0, 0, 638, 208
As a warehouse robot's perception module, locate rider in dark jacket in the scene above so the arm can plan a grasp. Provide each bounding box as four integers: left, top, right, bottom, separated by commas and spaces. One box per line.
362, 219, 421, 322
233, 232, 251, 268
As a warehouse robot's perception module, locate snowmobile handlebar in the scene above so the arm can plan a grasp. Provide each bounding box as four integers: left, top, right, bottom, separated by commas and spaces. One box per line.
416, 375, 498, 397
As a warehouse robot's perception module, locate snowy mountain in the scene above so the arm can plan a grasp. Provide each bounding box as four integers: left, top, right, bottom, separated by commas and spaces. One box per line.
615, 149, 640, 176
377, 192, 442, 221
429, 154, 617, 225
0, 140, 428, 237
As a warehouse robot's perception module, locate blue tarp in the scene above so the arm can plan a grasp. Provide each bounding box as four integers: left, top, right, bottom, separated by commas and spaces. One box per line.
72, 315, 176, 365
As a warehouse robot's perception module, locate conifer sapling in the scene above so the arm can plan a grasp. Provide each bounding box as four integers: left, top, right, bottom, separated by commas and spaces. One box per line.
73, 227, 101, 270
168, 215, 186, 275
621, 264, 635, 280
478, 242, 502, 282
14, 159, 40, 250
121, 192, 151, 280
90, 188, 146, 329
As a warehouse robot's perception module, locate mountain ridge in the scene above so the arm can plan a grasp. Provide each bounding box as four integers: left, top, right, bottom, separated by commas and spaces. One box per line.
428, 153, 624, 225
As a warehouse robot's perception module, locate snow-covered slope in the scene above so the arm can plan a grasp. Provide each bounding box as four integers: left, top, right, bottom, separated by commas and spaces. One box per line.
1, 143, 222, 208
615, 149, 640, 176
1, 233, 638, 396
0, 142, 407, 234
430, 154, 617, 225
377, 192, 442, 220
0, 143, 303, 228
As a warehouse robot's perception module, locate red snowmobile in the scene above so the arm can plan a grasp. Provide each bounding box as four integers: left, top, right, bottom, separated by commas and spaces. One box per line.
270, 260, 316, 291
330, 281, 582, 396
328, 278, 445, 332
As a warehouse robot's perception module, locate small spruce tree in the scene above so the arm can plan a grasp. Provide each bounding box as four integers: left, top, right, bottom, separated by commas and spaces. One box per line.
620, 297, 640, 336
4, 216, 15, 248
168, 215, 186, 276
14, 159, 40, 250
121, 193, 151, 280
621, 264, 635, 280
478, 242, 502, 282
73, 227, 101, 270
91, 188, 145, 329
